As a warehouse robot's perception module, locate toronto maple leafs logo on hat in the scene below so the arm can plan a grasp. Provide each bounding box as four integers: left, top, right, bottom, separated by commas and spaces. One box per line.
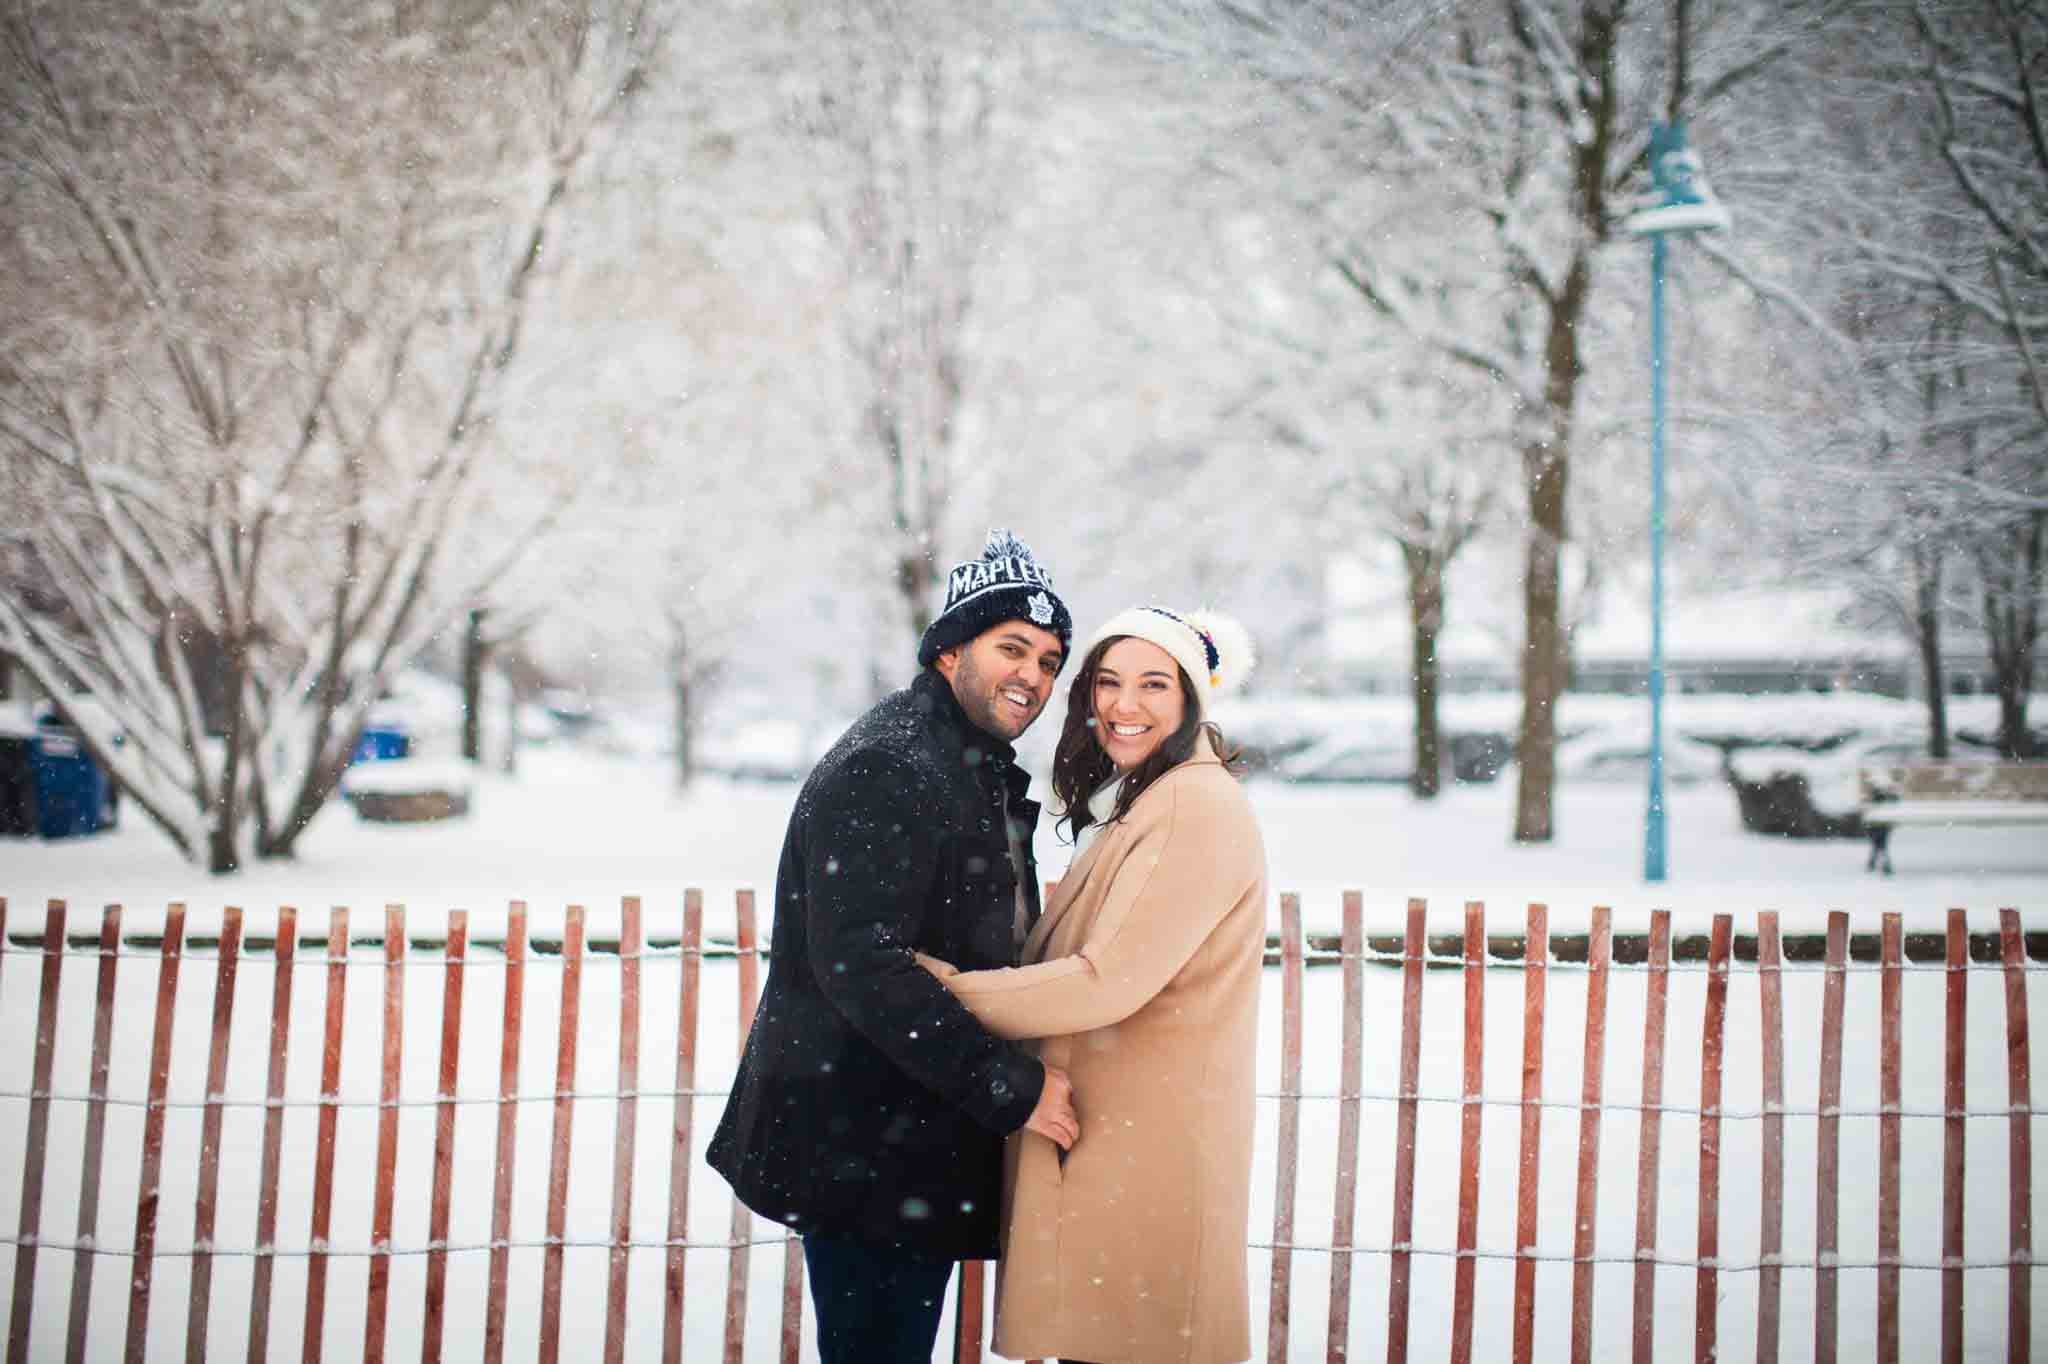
916, 528, 1075, 669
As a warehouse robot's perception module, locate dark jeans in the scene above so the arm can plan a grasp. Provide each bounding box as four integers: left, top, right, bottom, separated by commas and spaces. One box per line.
801, 1235, 956, 1364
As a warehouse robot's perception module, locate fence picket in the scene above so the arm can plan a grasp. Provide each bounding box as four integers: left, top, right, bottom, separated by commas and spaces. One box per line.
423, 910, 468, 1364
1, 892, 2040, 1364
1386, 897, 1427, 1364
1695, 914, 1731, 1364
1267, 891, 1304, 1364
8, 901, 65, 1364
1879, 913, 1903, 1364
724, 890, 763, 1364
1569, 906, 1611, 1364
605, 898, 643, 1364
663, 891, 704, 1364
1943, 908, 1967, 1364
1450, 900, 1485, 1364
1755, 913, 1785, 1364
1999, 907, 2032, 1364
953, 1260, 984, 1364
538, 906, 587, 1364
186, 906, 243, 1364
123, 902, 185, 1364
64, 904, 122, 1364
1513, 903, 1549, 1364
1816, 911, 1848, 1364
483, 902, 528, 1364
363, 908, 406, 1364
1632, 910, 1672, 1364
1328, 890, 1365, 1362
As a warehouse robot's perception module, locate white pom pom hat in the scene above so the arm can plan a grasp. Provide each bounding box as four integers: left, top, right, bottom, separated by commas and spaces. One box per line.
1077, 606, 1256, 716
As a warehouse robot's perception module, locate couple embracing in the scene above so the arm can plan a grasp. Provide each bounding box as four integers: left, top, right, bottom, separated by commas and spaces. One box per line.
709, 530, 1268, 1364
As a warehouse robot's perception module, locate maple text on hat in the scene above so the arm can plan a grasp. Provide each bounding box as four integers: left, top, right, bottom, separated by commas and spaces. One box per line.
917, 529, 1075, 669
1076, 605, 1255, 715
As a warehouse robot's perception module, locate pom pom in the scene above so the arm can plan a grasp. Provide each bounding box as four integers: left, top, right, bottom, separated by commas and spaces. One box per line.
982, 527, 1037, 564
1183, 610, 1255, 698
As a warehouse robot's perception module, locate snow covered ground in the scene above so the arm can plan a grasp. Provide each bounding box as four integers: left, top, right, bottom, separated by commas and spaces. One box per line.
1, 742, 2038, 938
1, 746, 2043, 1360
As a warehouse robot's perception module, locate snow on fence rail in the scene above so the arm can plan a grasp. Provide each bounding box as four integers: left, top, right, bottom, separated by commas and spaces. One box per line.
0, 893, 2039, 1363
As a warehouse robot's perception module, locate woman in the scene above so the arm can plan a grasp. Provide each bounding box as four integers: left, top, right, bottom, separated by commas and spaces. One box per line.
918, 605, 1267, 1364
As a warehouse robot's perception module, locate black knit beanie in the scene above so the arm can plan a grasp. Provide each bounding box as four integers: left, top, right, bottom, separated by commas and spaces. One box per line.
916, 529, 1074, 670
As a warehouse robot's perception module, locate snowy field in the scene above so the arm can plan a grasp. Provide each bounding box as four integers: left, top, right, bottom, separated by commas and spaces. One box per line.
1, 743, 2043, 938
1, 747, 2045, 1360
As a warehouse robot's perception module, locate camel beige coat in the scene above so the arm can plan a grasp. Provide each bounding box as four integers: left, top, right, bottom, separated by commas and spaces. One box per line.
926, 746, 1267, 1364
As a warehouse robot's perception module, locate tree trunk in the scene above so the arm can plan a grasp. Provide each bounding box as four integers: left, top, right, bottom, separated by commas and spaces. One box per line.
1912, 545, 1949, 758
1406, 543, 1445, 799
1983, 510, 2042, 759
209, 635, 250, 876
898, 551, 934, 639
1513, 262, 1585, 843
672, 626, 695, 790
500, 666, 518, 776
462, 607, 486, 762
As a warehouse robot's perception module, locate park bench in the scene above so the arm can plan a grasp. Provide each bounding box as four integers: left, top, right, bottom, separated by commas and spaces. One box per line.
1857, 759, 2048, 874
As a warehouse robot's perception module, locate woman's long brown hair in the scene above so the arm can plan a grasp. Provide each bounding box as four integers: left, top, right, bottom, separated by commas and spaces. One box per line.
1051, 634, 1242, 843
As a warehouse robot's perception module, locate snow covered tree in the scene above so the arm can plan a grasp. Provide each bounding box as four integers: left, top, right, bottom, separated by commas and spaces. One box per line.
789, 0, 1049, 645
0, 0, 657, 871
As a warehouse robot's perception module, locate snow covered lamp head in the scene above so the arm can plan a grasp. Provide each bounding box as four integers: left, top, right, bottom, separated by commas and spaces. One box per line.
917, 528, 1074, 670
1623, 121, 1730, 237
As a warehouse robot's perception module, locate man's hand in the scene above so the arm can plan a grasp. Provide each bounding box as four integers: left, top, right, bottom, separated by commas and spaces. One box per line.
913, 951, 958, 979
1023, 1064, 1078, 1151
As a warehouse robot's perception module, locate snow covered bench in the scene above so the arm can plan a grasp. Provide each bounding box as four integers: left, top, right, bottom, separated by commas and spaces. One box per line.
1858, 760, 2048, 874
339, 757, 475, 824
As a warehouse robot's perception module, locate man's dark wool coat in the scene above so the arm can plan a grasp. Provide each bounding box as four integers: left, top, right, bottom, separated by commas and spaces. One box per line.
707, 668, 1049, 1258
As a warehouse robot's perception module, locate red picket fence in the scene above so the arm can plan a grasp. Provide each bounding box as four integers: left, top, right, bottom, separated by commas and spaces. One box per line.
0, 892, 2038, 1362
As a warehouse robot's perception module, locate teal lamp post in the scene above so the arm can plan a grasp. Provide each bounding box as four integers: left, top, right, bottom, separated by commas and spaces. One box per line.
1625, 120, 1728, 883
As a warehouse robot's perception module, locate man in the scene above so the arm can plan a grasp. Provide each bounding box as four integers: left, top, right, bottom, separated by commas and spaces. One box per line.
708, 529, 1082, 1364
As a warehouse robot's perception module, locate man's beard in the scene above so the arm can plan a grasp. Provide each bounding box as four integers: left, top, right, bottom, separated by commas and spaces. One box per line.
951, 654, 1036, 740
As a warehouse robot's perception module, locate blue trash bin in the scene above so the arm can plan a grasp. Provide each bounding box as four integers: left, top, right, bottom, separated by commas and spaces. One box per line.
351, 726, 412, 764
29, 725, 112, 839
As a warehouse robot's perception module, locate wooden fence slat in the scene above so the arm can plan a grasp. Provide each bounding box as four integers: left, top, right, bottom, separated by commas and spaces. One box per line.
246, 907, 295, 1364
1755, 912, 1785, 1364
1942, 907, 1967, 1364
185, 906, 244, 1364
538, 905, 587, 1364
483, 902, 528, 1364
64, 904, 122, 1364
605, 899, 643, 1364
953, 1259, 984, 1364
1387, 898, 1427, 1364
1999, 907, 2032, 1364
303, 907, 350, 1364
663, 891, 704, 1364
1815, 910, 1848, 1364
123, 902, 186, 1364
1513, 903, 1549, 1364
1879, 913, 1903, 1364
1450, 900, 1486, 1364
1695, 914, 1732, 1364
362, 908, 406, 1364
422, 910, 468, 1364
1328, 890, 1365, 1362
1266, 891, 1305, 1364
724, 889, 764, 1364
8, 901, 66, 1364
1569, 906, 1612, 1364
782, 1233, 805, 1364
1631, 910, 1672, 1364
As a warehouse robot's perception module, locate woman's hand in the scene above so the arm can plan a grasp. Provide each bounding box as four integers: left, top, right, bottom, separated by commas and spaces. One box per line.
913, 951, 959, 979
